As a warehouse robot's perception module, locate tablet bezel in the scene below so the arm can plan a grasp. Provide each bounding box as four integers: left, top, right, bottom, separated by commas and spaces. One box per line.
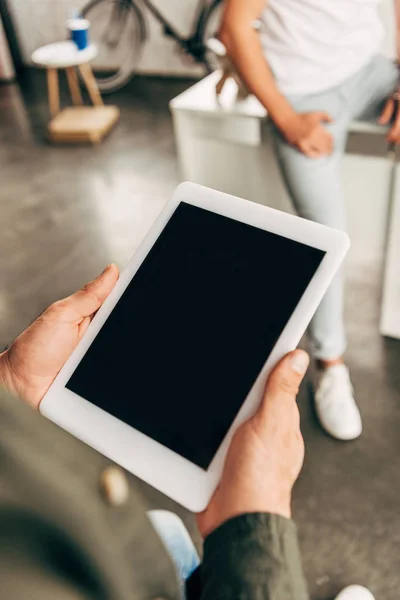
40, 182, 349, 512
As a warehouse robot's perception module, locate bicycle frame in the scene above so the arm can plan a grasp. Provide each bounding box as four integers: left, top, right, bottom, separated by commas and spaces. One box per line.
80, 0, 222, 89
138, 0, 220, 50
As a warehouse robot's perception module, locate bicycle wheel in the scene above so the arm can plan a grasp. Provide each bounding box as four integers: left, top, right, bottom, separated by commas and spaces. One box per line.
198, 0, 224, 73
81, 0, 147, 93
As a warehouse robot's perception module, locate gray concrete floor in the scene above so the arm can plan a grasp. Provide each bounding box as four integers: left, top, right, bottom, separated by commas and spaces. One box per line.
1, 71, 400, 600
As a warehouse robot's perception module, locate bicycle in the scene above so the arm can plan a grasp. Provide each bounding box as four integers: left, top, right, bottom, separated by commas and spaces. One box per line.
80, 0, 224, 93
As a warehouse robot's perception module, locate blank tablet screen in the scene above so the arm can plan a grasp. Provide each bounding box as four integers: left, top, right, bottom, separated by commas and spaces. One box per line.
67, 202, 325, 470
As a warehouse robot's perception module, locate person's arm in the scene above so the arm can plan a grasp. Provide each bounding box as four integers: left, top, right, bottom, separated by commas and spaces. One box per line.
378, 0, 400, 142
187, 351, 310, 599
187, 514, 307, 600
219, 0, 294, 133
219, 0, 333, 158
395, 0, 400, 61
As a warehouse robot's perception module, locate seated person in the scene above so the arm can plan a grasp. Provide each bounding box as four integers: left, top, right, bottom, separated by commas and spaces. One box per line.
0, 265, 375, 599
219, 0, 400, 441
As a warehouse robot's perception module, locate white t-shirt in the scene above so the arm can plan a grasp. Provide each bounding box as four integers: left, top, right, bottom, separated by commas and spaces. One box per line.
260, 0, 385, 96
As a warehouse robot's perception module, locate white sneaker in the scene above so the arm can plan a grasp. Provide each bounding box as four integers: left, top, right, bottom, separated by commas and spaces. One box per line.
314, 364, 362, 441
335, 585, 375, 600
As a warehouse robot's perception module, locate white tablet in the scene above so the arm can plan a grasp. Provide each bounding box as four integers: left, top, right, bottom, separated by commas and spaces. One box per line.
40, 182, 349, 512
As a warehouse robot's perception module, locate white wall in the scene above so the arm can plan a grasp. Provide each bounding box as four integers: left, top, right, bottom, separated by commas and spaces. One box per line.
380, 0, 397, 58
9, 0, 209, 76
9, 0, 396, 76
0, 15, 15, 79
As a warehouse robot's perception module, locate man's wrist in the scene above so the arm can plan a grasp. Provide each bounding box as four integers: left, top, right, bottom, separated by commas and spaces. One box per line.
217, 501, 291, 533
197, 485, 292, 539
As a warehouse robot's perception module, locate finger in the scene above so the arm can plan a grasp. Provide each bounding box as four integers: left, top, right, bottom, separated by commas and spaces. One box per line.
306, 150, 322, 159
395, 106, 400, 128
313, 128, 334, 152
314, 111, 334, 124
310, 138, 329, 155
259, 350, 310, 415
316, 137, 333, 155
78, 315, 92, 339
387, 127, 400, 144
298, 141, 318, 158
314, 138, 333, 155
72, 263, 119, 317
54, 264, 119, 322
378, 98, 394, 125
388, 109, 400, 143
303, 145, 323, 159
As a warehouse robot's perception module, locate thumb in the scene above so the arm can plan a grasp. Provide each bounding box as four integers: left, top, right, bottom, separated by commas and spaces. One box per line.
259, 350, 310, 415
314, 111, 333, 124
63, 264, 119, 321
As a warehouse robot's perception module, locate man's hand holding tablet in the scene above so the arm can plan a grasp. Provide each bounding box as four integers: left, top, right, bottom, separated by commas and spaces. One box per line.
0, 265, 309, 530
197, 350, 309, 537
0, 264, 119, 410
1, 184, 349, 511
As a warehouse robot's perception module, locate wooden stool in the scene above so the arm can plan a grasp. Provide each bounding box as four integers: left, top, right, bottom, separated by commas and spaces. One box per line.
31, 41, 120, 144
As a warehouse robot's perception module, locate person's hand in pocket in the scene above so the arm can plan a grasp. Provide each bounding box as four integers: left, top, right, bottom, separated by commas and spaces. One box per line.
281, 112, 334, 158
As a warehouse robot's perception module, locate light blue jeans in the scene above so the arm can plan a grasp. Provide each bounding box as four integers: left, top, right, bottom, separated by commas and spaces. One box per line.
148, 510, 200, 599
272, 55, 398, 360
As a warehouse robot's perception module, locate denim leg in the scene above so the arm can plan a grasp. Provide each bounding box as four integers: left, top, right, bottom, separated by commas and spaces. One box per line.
148, 510, 200, 599
347, 55, 398, 123
271, 55, 398, 360
273, 122, 348, 360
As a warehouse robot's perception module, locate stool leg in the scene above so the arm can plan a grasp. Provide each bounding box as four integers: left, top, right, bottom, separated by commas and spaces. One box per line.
66, 66, 83, 105
78, 63, 104, 107
235, 73, 250, 100
216, 71, 229, 97
47, 68, 60, 117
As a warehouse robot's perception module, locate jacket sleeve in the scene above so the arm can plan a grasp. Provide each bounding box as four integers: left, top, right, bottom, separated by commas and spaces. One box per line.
186, 513, 309, 600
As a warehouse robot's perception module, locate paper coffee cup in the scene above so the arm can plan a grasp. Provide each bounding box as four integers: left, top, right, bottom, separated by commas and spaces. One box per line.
68, 18, 90, 51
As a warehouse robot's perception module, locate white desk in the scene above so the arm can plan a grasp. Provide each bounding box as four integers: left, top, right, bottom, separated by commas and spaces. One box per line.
381, 169, 400, 338
170, 72, 399, 339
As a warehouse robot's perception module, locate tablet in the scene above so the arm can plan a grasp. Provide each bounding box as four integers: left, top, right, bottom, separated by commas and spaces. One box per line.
40, 182, 349, 511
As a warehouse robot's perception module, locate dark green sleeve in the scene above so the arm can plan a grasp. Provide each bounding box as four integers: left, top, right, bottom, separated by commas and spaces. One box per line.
186, 513, 309, 600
